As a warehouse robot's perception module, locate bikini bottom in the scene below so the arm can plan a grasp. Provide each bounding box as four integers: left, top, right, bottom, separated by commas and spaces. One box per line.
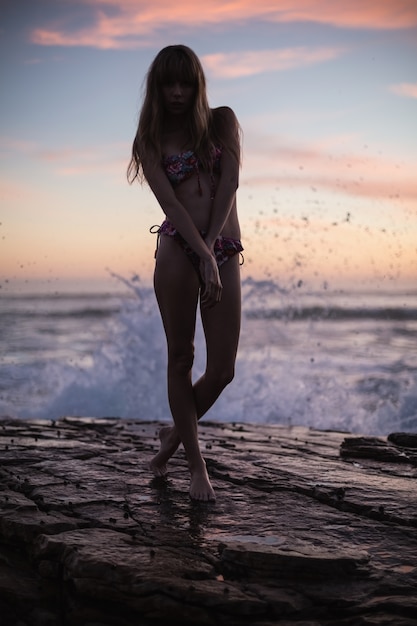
151, 220, 244, 275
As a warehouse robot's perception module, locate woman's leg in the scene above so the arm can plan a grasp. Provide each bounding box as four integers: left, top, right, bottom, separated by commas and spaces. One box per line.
196, 254, 241, 414
150, 235, 216, 501
150, 253, 241, 477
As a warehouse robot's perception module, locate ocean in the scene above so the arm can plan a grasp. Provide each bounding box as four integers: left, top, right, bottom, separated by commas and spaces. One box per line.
1, 276, 416, 436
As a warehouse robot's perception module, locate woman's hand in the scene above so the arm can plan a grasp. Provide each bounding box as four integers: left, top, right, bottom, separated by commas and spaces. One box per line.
199, 253, 222, 307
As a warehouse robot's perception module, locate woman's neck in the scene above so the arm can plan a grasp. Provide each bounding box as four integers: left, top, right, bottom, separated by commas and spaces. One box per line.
162, 117, 190, 152
163, 112, 188, 133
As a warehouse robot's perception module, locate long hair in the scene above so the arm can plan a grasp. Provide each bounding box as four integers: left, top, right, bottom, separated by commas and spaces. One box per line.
127, 45, 239, 183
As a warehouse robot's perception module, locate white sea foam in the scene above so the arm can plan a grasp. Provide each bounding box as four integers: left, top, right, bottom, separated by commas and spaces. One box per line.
1, 276, 416, 435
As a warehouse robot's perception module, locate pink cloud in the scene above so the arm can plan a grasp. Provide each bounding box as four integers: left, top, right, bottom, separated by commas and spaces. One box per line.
0, 137, 38, 154
202, 47, 344, 79
0, 137, 127, 177
37, 144, 128, 176
30, 0, 417, 50
0, 181, 34, 204
390, 83, 417, 99
242, 136, 417, 201
243, 173, 417, 202
3, 133, 416, 203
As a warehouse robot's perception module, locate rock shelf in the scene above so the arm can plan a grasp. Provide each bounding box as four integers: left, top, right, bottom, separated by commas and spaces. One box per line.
1, 416, 416, 625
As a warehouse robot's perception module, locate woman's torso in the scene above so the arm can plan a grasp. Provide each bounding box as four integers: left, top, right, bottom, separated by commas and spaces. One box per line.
161, 129, 240, 238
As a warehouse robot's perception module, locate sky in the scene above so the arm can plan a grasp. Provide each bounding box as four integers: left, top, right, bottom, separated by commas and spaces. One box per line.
1, 0, 416, 294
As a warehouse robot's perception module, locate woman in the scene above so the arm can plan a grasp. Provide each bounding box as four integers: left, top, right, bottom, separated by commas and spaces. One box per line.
127, 45, 243, 502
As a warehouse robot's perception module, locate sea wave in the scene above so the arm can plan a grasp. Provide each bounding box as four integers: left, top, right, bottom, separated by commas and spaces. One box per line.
246, 306, 417, 322
1, 276, 416, 435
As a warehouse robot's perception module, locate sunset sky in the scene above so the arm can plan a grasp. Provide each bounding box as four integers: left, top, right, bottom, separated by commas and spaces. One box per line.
1, 0, 416, 293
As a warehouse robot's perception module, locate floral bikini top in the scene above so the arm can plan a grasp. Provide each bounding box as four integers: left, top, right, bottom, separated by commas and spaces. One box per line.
162, 146, 222, 199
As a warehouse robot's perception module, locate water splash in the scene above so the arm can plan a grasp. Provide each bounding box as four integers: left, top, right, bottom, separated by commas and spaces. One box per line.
1, 275, 416, 435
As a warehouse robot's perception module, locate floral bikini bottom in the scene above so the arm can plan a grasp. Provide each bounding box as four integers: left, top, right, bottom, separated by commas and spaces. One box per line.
151, 219, 244, 276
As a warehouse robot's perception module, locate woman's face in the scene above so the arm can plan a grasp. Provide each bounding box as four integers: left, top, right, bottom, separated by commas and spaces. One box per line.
161, 80, 195, 116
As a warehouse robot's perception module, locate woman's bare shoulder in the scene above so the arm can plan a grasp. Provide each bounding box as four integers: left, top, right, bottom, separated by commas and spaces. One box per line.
211, 107, 240, 141
212, 106, 238, 124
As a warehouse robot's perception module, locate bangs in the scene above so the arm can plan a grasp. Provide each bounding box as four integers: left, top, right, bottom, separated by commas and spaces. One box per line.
155, 49, 200, 86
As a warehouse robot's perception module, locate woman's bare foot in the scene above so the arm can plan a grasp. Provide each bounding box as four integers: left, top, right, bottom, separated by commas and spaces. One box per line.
189, 462, 216, 502
149, 426, 180, 477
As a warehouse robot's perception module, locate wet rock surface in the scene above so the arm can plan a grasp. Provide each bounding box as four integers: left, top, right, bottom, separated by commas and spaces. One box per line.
0, 416, 416, 625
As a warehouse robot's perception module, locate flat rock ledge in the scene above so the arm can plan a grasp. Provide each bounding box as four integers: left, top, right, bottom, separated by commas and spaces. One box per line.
1, 417, 417, 626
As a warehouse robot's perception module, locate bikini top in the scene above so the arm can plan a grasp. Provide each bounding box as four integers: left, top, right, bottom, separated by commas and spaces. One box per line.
162, 147, 222, 198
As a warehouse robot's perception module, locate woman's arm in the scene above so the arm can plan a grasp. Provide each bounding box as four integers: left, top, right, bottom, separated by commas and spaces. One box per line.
142, 159, 213, 262
205, 107, 240, 248
142, 158, 222, 306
